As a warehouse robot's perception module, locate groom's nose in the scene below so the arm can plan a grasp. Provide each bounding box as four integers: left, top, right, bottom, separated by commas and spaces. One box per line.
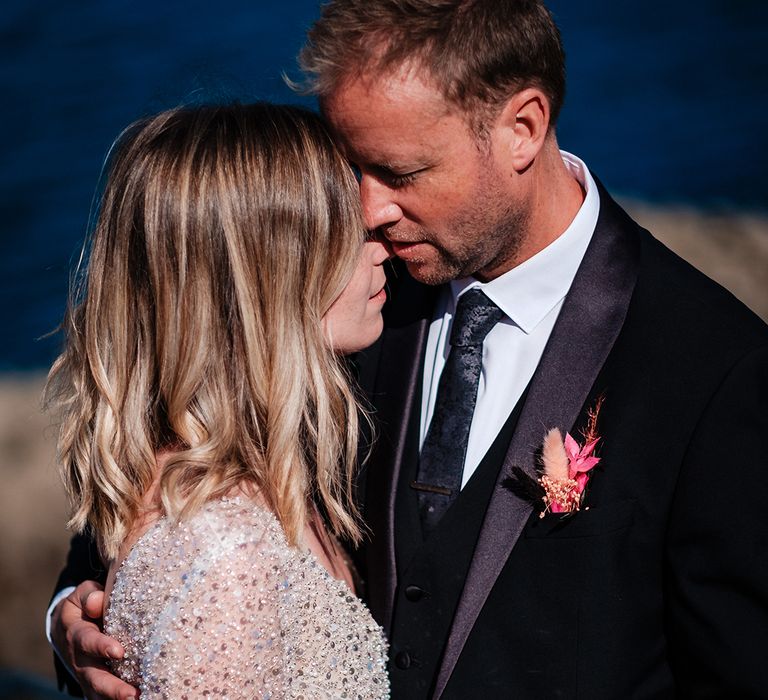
361, 175, 403, 231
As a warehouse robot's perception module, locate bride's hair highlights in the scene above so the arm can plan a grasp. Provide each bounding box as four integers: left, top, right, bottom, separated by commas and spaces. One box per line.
46, 103, 369, 559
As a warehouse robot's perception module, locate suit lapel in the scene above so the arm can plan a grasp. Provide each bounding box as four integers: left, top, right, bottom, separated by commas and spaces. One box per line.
432, 185, 642, 698
363, 265, 438, 631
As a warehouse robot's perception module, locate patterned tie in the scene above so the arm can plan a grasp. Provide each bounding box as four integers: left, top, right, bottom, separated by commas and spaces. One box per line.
413, 288, 504, 533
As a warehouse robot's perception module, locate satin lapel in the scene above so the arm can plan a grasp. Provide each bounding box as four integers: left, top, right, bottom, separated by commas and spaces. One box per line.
432, 185, 641, 698
364, 266, 438, 632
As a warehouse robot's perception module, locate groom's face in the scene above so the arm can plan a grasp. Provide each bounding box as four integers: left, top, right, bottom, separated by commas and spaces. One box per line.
323, 68, 530, 285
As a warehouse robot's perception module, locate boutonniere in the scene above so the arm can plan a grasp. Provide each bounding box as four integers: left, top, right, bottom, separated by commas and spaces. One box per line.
507, 396, 605, 517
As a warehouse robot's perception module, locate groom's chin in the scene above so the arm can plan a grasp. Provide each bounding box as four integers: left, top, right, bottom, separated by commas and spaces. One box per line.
400, 258, 460, 286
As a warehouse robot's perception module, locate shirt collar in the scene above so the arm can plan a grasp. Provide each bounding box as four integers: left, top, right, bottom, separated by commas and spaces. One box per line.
450, 150, 600, 334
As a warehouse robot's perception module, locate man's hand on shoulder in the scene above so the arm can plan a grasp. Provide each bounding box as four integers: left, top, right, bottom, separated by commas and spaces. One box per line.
52, 580, 137, 700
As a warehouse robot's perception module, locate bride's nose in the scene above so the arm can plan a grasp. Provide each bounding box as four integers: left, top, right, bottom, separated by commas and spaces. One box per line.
364, 234, 394, 262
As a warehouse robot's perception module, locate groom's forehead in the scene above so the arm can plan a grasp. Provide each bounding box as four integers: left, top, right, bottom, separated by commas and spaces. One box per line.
322, 71, 453, 137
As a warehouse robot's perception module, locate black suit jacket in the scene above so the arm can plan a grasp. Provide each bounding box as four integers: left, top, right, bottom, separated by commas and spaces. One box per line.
55, 184, 768, 698
354, 183, 768, 698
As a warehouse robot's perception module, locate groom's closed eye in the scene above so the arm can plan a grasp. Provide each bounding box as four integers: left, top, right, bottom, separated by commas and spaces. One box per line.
368, 164, 427, 189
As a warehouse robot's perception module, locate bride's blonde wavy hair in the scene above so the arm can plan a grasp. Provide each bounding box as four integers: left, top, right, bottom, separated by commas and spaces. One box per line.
46, 103, 369, 560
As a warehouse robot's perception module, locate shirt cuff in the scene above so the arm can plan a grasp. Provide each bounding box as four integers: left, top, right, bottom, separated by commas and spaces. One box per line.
46, 586, 77, 678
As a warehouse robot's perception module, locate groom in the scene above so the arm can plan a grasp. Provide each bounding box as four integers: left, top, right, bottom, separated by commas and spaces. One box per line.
50, 1, 768, 698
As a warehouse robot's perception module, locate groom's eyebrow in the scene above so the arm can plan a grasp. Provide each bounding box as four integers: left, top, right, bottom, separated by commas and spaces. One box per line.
364, 157, 430, 174
340, 140, 423, 169
371, 161, 402, 175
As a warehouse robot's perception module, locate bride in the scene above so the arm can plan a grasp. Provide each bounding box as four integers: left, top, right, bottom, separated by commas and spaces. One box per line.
46, 102, 390, 698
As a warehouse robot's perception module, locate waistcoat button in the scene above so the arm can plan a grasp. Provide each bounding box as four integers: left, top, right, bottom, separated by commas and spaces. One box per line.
395, 651, 412, 669
404, 584, 425, 602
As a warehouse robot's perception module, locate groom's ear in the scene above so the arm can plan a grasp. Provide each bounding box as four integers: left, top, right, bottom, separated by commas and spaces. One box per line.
491, 88, 551, 172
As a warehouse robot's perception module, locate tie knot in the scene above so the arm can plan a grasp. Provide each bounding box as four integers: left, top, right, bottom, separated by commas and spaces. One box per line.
450, 289, 504, 347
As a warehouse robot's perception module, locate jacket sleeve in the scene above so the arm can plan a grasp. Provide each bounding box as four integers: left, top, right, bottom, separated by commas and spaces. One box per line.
665, 343, 768, 694
53, 531, 107, 593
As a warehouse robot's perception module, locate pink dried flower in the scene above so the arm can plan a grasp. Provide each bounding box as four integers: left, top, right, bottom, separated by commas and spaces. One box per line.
537, 407, 603, 517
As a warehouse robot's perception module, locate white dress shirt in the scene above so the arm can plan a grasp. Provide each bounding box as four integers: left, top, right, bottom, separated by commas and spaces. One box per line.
420, 151, 600, 488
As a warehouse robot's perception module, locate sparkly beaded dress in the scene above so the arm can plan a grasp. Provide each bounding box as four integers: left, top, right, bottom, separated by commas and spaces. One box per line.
104, 497, 390, 699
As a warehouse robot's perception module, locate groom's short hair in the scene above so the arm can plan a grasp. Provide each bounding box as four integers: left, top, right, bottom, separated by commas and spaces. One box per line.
299, 0, 566, 127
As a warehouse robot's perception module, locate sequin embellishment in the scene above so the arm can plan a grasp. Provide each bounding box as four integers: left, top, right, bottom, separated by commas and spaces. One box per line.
105, 497, 389, 698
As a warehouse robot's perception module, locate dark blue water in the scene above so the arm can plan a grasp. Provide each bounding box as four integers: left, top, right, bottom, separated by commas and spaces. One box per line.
1, 0, 766, 370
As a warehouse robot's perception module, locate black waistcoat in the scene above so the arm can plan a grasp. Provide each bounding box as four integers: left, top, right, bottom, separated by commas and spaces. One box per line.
388, 386, 529, 699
